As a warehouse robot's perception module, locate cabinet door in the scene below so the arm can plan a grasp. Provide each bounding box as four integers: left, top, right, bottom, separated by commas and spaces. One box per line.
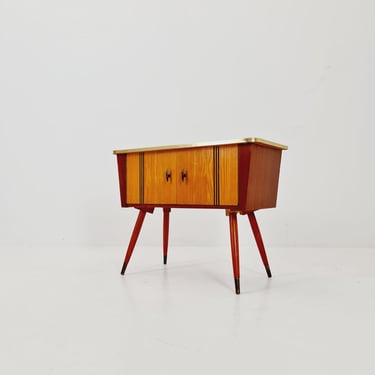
144, 150, 176, 204
176, 147, 214, 205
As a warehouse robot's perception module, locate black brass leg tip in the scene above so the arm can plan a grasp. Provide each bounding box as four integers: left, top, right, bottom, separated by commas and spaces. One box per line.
163, 255, 167, 265
234, 278, 240, 294
266, 267, 272, 278
120, 262, 127, 275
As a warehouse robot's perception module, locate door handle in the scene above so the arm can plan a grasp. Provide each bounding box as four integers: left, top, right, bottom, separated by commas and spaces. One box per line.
165, 169, 171, 182
181, 169, 187, 182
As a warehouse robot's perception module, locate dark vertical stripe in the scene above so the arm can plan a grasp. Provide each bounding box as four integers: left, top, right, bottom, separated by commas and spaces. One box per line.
139, 152, 144, 204
213, 146, 220, 205
217, 147, 220, 205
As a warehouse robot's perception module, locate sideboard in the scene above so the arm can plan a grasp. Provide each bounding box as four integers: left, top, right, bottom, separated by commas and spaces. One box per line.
114, 138, 287, 294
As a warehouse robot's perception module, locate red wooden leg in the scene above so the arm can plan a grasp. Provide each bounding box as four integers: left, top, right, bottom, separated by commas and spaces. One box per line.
163, 208, 171, 264
229, 212, 240, 294
248, 212, 272, 278
120, 208, 154, 275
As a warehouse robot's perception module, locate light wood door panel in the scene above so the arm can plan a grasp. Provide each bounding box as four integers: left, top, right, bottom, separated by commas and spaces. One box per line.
219, 145, 238, 205
126, 153, 140, 204
176, 147, 214, 205
144, 151, 176, 204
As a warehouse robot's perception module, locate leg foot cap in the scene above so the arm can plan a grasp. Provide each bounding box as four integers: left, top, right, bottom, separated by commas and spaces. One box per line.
120, 262, 128, 275
266, 266, 272, 278
234, 278, 240, 294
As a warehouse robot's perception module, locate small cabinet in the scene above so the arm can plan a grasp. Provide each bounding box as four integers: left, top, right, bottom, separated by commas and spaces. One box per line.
114, 138, 288, 294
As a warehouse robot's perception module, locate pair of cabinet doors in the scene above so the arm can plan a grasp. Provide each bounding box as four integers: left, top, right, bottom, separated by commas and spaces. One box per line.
125, 145, 238, 206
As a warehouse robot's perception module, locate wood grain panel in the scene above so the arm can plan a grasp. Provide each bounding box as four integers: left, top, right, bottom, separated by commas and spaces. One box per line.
176, 147, 214, 205
144, 150, 176, 204
126, 153, 140, 204
219, 145, 238, 206
246, 144, 282, 211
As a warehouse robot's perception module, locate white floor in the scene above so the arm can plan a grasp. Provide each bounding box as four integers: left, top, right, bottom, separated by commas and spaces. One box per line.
0, 245, 374, 375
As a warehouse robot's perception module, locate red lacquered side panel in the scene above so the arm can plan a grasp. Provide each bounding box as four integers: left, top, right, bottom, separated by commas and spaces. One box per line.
246, 145, 282, 211
117, 154, 127, 207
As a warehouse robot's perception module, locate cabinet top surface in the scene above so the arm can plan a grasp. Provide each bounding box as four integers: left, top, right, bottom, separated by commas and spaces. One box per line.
113, 137, 288, 154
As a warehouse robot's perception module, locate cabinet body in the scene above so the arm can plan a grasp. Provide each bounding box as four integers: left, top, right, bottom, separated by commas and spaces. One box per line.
114, 138, 287, 294
115, 140, 285, 212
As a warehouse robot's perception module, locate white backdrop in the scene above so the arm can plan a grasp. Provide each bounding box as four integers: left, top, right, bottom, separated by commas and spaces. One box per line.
1, 0, 374, 248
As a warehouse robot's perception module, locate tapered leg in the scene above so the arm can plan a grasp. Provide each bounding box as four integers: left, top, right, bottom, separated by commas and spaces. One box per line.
163, 208, 171, 264
248, 212, 272, 278
120, 209, 153, 275
229, 212, 240, 294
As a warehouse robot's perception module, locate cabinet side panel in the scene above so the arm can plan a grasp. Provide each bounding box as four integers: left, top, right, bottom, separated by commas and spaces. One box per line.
219, 145, 238, 206
144, 151, 176, 204
176, 147, 214, 205
246, 144, 282, 210
117, 154, 127, 207
126, 153, 140, 204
